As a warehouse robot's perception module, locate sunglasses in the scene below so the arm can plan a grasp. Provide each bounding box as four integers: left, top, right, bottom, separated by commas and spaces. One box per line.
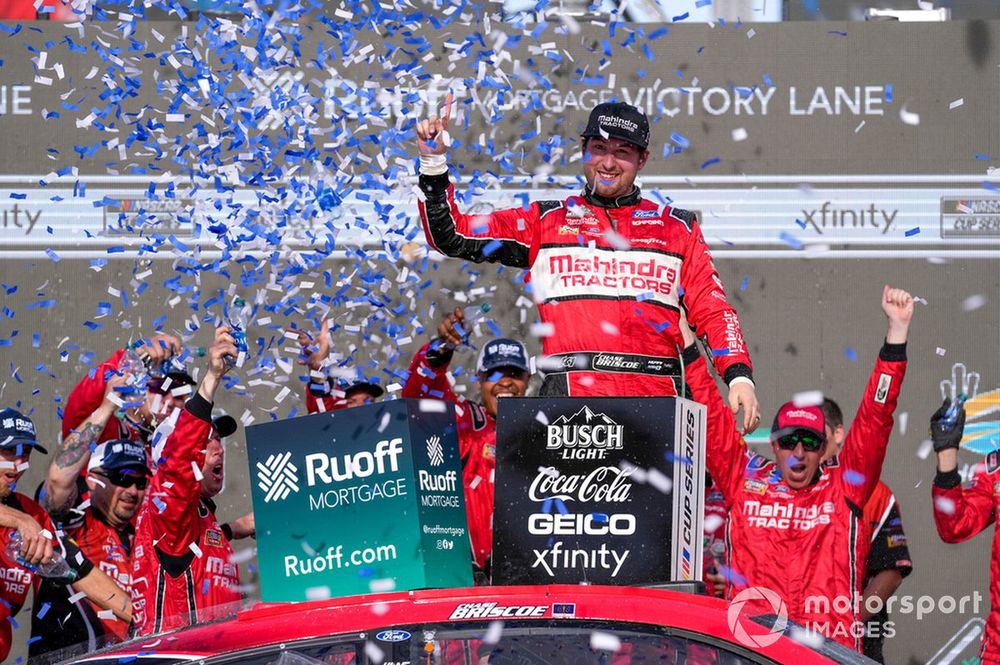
776, 432, 824, 452
92, 469, 149, 490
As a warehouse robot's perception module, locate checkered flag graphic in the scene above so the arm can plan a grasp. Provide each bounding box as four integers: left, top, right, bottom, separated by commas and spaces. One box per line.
256, 452, 300, 503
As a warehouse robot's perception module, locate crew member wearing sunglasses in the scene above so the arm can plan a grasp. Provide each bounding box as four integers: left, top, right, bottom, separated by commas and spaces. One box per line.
680, 285, 913, 653
32, 439, 150, 659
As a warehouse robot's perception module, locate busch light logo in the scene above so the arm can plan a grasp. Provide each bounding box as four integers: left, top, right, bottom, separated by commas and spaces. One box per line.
426, 435, 444, 467
256, 451, 301, 503
546, 406, 624, 460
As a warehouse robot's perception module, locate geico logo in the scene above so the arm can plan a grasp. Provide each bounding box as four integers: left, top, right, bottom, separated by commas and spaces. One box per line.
418, 469, 457, 492
546, 424, 623, 449
305, 438, 403, 486
528, 513, 636, 536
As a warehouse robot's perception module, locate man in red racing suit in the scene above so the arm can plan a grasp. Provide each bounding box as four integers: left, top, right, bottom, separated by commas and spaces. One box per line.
681, 285, 912, 652
414, 98, 759, 431
131, 327, 245, 636
403, 307, 532, 580
930, 396, 1000, 663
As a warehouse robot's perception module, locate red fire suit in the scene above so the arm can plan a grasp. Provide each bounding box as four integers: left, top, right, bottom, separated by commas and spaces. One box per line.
30, 509, 132, 657
0, 494, 89, 661
417, 174, 752, 396
402, 342, 496, 572
933, 452, 1000, 664
63, 349, 148, 445
684, 341, 907, 651
131, 393, 241, 636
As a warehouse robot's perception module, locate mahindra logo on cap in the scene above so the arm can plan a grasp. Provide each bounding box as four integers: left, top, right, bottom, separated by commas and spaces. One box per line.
783, 409, 818, 421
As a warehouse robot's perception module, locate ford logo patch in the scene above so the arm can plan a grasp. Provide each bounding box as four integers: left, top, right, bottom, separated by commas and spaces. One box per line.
376, 630, 411, 642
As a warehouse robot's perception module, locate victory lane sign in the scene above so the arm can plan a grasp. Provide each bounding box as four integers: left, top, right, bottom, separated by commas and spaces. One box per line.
246, 399, 472, 602
493, 397, 706, 586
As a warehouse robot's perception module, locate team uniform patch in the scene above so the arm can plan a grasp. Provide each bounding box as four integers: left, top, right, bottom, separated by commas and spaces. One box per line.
204, 529, 224, 548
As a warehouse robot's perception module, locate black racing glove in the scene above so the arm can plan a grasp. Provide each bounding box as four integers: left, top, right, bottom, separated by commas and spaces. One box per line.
930, 398, 966, 453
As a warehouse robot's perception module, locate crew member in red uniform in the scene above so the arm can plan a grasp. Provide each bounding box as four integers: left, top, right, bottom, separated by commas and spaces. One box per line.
681, 285, 912, 651
32, 439, 150, 658
930, 398, 1000, 664
414, 98, 759, 431
403, 307, 531, 580
62, 333, 193, 446
0, 408, 131, 660
292, 319, 385, 412
131, 327, 253, 636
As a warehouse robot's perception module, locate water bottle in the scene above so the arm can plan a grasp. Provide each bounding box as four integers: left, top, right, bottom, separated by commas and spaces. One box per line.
226, 298, 249, 369
941, 393, 968, 428
6, 531, 78, 581
117, 345, 149, 395
447, 303, 492, 350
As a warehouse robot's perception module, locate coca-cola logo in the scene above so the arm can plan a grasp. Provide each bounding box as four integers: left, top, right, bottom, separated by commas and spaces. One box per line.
528, 465, 634, 503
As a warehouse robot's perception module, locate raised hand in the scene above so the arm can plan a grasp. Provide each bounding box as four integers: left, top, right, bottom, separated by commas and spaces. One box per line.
415, 93, 453, 156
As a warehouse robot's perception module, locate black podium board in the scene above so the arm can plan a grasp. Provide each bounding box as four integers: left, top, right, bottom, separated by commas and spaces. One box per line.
492, 397, 705, 586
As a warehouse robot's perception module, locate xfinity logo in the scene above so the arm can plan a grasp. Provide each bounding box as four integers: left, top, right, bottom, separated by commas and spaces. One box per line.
801, 202, 897, 234
546, 407, 624, 451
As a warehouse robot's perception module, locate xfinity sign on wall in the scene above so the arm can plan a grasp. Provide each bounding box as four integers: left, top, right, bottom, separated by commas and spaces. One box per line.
246, 400, 472, 601
492, 397, 706, 586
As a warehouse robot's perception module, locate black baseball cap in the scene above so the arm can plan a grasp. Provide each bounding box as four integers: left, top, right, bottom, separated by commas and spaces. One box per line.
581, 102, 650, 150
212, 414, 238, 439
0, 408, 48, 455
344, 381, 385, 400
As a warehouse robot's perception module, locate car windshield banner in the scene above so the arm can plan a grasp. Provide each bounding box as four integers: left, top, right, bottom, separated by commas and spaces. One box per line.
492, 397, 705, 586
246, 399, 472, 601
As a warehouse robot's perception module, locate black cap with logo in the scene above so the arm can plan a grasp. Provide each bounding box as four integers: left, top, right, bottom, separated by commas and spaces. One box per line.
581, 102, 650, 150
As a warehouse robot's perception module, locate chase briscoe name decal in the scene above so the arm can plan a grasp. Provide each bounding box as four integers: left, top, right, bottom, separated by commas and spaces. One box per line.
449, 603, 548, 620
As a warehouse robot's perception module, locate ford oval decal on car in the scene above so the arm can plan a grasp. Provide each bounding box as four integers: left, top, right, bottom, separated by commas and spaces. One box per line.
376, 630, 412, 642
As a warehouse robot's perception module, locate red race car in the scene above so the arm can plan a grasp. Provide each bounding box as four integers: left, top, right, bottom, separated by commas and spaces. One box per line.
53, 584, 873, 665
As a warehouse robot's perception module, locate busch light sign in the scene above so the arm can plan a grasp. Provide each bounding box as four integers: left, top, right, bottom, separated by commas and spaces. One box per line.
246, 399, 472, 601
493, 397, 706, 586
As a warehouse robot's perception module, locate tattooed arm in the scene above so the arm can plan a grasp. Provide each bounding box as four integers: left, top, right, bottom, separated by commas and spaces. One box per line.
43, 376, 125, 517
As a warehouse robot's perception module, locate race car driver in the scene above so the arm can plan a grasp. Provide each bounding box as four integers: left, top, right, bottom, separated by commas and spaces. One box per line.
680, 285, 912, 651
414, 97, 760, 432
930, 399, 1000, 664
403, 306, 531, 579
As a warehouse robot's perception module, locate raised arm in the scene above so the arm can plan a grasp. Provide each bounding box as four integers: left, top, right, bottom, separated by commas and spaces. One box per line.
43, 374, 127, 517
839, 286, 912, 506
402, 307, 467, 403
415, 94, 536, 266
930, 401, 996, 542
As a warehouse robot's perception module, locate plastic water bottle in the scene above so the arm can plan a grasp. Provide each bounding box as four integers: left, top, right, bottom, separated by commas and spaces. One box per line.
117, 345, 148, 395
449, 303, 492, 349
226, 298, 249, 369
941, 393, 968, 428
6, 531, 78, 581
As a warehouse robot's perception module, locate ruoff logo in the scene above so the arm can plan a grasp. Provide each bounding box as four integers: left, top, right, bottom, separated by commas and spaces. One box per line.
426, 435, 444, 467
727, 587, 789, 649
547, 406, 624, 450
256, 452, 300, 503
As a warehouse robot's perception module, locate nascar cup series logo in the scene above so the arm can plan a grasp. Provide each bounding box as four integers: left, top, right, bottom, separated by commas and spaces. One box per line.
257, 452, 301, 503
546, 406, 624, 461
727, 587, 789, 649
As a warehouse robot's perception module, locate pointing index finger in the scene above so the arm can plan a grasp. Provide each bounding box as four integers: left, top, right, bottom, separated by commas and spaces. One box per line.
441, 92, 453, 128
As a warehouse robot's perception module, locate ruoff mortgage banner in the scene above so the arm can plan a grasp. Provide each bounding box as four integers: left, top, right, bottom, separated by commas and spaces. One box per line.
246, 399, 472, 601
492, 397, 706, 586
